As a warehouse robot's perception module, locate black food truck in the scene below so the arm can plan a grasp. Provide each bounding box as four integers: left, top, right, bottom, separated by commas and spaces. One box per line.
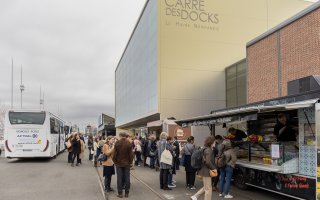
176, 89, 320, 200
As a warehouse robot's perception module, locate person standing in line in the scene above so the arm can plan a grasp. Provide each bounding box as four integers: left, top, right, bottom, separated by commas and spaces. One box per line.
173, 136, 180, 171
71, 133, 81, 167
113, 132, 133, 198
182, 136, 197, 190
191, 136, 216, 200
93, 137, 100, 167
219, 139, 237, 199
142, 136, 149, 167
79, 135, 85, 164
87, 135, 93, 161
157, 132, 174, 190
67, 134, 74, 163
134, 136, 142, 166
102, 136, 115, 192
148, 135, 157, 169
167, 136, 177, 188
212, 135, 224, 191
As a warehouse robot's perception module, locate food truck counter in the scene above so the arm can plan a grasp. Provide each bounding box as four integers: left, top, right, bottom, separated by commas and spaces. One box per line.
236, 160, 282, 172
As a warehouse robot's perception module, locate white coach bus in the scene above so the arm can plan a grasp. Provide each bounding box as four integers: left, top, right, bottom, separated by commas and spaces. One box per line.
4, 110, 69, 158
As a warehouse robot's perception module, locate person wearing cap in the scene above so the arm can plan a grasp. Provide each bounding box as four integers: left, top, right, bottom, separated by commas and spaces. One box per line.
219, 139, 237, 199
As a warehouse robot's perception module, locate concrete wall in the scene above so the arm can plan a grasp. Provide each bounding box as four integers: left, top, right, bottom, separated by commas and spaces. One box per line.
158, 0, 313, 120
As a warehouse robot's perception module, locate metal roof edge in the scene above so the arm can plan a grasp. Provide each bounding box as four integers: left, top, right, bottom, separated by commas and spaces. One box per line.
247, 1, 320, 47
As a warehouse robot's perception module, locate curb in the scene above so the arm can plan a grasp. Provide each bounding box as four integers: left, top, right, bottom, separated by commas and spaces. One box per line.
95, 166, 108, 200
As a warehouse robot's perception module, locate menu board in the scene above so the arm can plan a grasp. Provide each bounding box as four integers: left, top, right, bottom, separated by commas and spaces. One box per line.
271, 144, 280, 158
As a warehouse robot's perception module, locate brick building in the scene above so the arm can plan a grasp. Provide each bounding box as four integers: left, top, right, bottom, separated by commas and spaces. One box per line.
247, 3, 320, 103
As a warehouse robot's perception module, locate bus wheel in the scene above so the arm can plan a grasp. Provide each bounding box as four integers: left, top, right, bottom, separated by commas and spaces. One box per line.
235, 169, 248, 190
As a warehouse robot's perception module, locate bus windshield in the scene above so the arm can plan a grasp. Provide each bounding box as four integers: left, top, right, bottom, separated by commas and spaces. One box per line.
9, 112, 46, 125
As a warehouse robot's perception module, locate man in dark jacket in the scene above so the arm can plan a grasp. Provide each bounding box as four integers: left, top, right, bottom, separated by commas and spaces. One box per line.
228, 127, 247, 141
173, 136, 180, 170
113, 132, 133, 198
71, 133, 81, 167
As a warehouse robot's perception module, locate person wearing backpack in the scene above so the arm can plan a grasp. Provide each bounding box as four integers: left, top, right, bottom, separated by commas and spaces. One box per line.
182, 136, 197, 190
219, 139, 237, 199
191, 136, 216, 200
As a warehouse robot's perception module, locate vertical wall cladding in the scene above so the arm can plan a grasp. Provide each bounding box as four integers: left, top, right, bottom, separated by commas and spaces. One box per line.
247, 33, 279, 103
280, 8, 320, 96
115, 0, 158, 127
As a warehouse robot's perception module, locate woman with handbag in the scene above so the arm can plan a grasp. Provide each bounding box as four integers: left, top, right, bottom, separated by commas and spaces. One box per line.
157, 132, 174, 190
191, 136, 216, 200
102, 136, 115, 192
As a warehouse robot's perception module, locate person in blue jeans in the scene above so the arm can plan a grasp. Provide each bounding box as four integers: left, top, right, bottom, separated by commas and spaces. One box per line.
219, 139, 237, 199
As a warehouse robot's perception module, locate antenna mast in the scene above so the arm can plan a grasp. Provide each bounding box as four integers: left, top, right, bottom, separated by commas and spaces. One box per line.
20, 64, 25, 109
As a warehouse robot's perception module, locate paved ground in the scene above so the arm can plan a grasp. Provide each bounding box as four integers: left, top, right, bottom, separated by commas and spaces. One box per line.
97, 163, 295, 200
0, 149, 296, 200
0, 150, 104, 200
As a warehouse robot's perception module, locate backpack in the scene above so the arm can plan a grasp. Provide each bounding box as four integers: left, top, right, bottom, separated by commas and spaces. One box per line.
215, 152, 226, 168
191, 147, 205, 170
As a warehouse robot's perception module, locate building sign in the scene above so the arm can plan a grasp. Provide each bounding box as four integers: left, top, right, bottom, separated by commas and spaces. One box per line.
162, 0, 220, 31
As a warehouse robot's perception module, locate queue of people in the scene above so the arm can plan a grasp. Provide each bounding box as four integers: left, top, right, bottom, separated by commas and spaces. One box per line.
66, 130, 238, 199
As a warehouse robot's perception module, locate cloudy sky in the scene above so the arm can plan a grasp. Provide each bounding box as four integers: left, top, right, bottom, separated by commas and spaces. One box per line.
0, 0, 146, 131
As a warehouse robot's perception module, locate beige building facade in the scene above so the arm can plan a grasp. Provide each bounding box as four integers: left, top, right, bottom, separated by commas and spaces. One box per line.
115, 0, 314, 129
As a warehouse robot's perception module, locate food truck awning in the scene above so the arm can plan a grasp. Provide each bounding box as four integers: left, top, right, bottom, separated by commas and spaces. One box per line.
176, 98, 319, 128
147, 120, 163, 128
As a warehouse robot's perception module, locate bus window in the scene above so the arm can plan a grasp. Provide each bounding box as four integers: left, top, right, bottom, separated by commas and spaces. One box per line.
9, 112, 46, 125
50, 118, 59, 134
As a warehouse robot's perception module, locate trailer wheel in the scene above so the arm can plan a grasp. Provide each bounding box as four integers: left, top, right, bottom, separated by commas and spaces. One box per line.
235, 169, 248, 190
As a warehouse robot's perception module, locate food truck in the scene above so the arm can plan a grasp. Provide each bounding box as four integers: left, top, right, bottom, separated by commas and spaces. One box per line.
176, 89, 320, 200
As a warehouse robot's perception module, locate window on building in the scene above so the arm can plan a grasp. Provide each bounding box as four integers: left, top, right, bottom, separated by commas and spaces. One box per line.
226, 59, 247, 107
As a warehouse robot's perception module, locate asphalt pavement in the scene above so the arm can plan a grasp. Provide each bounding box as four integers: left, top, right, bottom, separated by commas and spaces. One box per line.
0, 150, 104, 200
97, 162, 295, 200
0, 149, 296, 200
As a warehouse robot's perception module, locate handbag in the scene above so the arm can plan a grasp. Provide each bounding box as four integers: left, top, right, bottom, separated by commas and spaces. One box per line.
160, 142, 173, 166
135, 144, 142, 152
209, 169, 218, 177
149, 150, 156, 157
146, 157, 151, 165
97, 153, 107, 162
65, 141, 71, 148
